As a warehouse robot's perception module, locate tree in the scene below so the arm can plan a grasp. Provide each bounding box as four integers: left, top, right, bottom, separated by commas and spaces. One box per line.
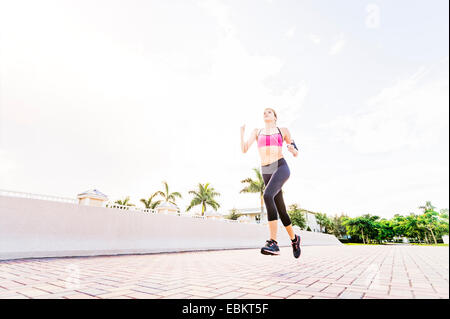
437, 209, 449, 237
155, 181, 182, 206
140, 192, 162, 210
315, 213, 332, 233
400, 214, 424, 242
240, 168, 266, 219
364, 214, 381, 243
330, 213, 348, 238
392, 214, 407, 238
375, 219, 395, 243
225, 208, 241, 220
288, 204, 307, 229
338, 207, 448, 245
343, 216, 366, 244
342, 214, 379, 244
418, 211, 440, 244
113, 196, 135, 209
418, 201, 444, 244
419, 201, 436, 213
315, 213, 325, 233
186, 183, 221, 216
324, 216, 334, 234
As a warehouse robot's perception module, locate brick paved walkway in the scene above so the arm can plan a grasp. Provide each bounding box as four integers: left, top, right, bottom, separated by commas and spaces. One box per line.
0, 245, 448, 299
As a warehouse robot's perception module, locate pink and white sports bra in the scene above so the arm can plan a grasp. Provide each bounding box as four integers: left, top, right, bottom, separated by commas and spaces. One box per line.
257, 127, 284, 148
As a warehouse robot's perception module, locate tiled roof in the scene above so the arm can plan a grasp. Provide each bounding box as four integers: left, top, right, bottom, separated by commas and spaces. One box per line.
204, 210, 224, 216
77, 189, 108, 199
156, 202, 179, 209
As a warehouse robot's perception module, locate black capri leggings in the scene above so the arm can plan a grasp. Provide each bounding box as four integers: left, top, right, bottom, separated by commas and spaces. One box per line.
261, 157, 292, 227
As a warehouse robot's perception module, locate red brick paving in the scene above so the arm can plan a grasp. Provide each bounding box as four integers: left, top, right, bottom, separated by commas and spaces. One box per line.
0, 245, 448, 299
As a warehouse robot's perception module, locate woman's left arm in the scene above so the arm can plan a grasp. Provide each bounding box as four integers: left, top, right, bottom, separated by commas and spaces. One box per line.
283, 128, 298, 157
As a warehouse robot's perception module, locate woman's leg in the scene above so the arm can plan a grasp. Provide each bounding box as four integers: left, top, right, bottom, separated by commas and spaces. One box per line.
268, 219, 294, 241
274, 190, 301, 258
262, 173, 278, 240
273, 191, 296, 240
285, 224, 296, 240
263, 162, 290, 236
268, 220, 278, 241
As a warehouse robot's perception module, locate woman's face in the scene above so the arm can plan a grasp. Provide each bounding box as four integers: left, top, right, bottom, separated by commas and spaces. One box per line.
263, 109, 276, 123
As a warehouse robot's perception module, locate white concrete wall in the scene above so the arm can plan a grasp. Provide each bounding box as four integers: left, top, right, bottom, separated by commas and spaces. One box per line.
443, 235, 449, 244
0, 195, 342, 261
305, 212, 321, 232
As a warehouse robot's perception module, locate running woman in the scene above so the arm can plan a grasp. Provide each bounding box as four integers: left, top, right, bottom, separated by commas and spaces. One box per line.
240, 108, 301, 258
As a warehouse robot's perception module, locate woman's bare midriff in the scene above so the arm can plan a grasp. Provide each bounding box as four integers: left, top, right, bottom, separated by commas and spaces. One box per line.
258, 146, 284, 166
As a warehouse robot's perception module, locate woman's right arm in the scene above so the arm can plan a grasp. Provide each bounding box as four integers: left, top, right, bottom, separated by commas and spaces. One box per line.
241, 125, 258, 153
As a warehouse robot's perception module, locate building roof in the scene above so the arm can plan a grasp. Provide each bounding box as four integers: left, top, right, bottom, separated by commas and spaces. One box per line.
204, 210, 224, 217
238, 211, 263, 216
156, 201, 179, 209
301, 210, 318, 215
231, 207, 263, 212
237, 215, 252, 221
229, 207, 265, 215
77, 189, 108, 200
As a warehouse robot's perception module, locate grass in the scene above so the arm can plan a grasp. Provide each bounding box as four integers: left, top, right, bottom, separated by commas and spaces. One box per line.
344, 243, 448, 246
409, 243, 448, 247
343, 243, 386, 245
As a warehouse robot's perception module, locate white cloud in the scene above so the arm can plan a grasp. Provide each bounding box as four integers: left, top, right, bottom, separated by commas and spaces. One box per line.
318, 57, 449, 154
195, 0, 236, 37
307, 57, 450, 217
285, 26, 296, 39
309, 34, 321, 44
329, 33, 346, 56
308, 162, 449, 217
0, 0, 309, 212
1, 0, 446, 220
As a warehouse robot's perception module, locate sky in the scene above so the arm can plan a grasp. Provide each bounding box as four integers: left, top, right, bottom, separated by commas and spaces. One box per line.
0, 0, 448, 219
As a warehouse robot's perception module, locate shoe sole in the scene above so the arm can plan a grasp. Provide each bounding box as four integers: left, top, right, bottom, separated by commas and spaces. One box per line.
261, 248, 280, 256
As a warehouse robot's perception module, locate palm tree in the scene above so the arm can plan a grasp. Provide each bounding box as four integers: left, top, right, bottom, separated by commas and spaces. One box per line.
419, 201, 436, 213
155, 181, 182, 206
240, 168, 266, 219
186, 183, 221, 216
288, 204, 307, 229
315, 213, 330, 233
328, 213, 348, 238
140, 192, 162, 210
226, 208, 241, 220
343, 216, 367, 244
111, 196, 135, 210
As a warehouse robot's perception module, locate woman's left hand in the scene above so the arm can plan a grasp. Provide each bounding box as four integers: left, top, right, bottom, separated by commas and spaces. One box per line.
287, 144, 298, 157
